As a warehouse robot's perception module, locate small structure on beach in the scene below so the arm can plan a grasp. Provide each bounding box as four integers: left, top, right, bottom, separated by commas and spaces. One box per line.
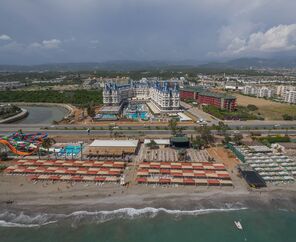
170, 136, 190, 148
86, 139, 140, 157
238, 165, 266, 188
144, 139, 170, 148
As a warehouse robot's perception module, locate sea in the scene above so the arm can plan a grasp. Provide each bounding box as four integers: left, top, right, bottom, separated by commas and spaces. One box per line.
0, 207, 295, 242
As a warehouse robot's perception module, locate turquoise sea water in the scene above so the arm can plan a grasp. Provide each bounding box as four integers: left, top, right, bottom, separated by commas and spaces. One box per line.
0, 208, 296, 242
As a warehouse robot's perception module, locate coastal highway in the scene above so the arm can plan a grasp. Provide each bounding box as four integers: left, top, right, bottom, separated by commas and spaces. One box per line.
1, 126, 296, 137
0, 120, 296, 137
1, 119, 296, 130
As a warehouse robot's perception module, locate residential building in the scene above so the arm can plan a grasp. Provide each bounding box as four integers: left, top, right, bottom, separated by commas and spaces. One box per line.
276, 85, 296, 97
242, 85, 275, 98
180, 86, 236, 111
242, 86, 257, 96
257, 86, 275, 98
285, 91, 296, 104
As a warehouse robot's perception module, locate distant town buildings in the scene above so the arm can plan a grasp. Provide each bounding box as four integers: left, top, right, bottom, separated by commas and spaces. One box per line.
242, 85, 275, 98
239, 84, 296, 104
276, 85, 296, 97
82, 78, 103, 89
0, 81, 26, 91
31, 78, 64, 84
285, 90, 296, 104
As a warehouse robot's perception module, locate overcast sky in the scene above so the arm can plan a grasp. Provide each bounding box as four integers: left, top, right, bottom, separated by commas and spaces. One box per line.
0, 0, 296, 64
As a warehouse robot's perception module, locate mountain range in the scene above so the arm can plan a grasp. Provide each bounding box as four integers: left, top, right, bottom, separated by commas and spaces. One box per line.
0, 58, 296, 72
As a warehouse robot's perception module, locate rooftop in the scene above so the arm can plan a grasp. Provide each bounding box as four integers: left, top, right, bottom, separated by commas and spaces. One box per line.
144, 139, 170, 145
170, 136, 189, 143
89, 139, 139, 147
181, 86, 236, 99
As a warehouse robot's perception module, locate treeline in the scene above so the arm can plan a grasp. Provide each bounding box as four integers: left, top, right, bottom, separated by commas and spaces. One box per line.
0, 104, 22, 119
258, 135, 290, 147
0, 90, 103, 106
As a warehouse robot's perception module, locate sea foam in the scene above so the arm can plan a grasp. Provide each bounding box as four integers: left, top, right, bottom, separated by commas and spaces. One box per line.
0, 206, 247, 228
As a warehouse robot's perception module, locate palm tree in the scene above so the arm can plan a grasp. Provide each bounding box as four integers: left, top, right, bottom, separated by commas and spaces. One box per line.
168, 118, 178, 135
41, 138, 56, 159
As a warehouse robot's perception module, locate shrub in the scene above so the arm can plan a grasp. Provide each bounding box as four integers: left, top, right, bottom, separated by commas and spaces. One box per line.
247, 104, 258, 111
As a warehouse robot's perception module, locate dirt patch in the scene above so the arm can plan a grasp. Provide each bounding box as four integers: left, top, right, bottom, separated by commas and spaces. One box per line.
207, 147, 239, 170
234, 94, 296, 120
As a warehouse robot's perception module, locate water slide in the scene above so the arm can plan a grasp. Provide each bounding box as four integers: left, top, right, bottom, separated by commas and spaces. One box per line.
0, 139, 37, 156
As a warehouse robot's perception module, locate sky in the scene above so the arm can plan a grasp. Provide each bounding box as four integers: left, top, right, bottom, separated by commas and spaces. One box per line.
0, 0, 296, 64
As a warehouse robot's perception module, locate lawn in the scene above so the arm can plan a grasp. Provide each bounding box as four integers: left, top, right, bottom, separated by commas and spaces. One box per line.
234, 94, 296, 120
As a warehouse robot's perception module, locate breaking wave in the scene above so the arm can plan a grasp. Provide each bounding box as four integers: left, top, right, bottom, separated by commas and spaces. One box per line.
0, 206, 247, 228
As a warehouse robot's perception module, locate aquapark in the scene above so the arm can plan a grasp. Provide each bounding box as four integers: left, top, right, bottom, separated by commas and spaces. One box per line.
0, 132, 48, 156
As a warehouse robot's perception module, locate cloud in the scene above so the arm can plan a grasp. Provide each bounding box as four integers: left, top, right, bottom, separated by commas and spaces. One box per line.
0, 34, 12, 41
1, 0, 296, 64
90, 40, 99, 44
28, 39, 62, 50
0, 41, 23, 52
213, 24, 296, 57
42, 39, 62, 49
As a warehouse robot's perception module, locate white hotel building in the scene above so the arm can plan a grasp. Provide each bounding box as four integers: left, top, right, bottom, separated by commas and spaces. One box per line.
103, 80, 180, 113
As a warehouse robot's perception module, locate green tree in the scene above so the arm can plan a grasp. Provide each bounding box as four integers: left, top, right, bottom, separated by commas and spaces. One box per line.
283, 114, 293, 120
42, 137, 56, 158
200, 126, 215, 146
233, 133, 243, 145
168, 118, 178, 135
217, 121, 229, 136
247, 104, 258, 111
0, 152, 8, 161
87, 104, 96, 117
192, 136, 205, 149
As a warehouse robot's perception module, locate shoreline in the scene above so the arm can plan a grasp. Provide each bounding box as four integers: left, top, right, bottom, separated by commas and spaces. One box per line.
1, 187, 296, 215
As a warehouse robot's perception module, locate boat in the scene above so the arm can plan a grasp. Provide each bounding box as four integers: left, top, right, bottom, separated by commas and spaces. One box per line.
234, 221, 243, 230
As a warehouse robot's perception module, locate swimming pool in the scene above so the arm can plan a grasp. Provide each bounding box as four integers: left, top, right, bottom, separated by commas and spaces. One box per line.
59, 145, 81, 156
126, 112, 149, 120
94, 114, 118, 120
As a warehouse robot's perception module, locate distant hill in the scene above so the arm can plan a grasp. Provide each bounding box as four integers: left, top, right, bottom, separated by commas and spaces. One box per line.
1, 58, 296, 72
0, 61, 198, 72
198, 57, 296, 69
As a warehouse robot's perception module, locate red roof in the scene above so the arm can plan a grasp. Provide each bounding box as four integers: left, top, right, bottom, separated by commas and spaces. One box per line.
136, 177, 147, 183
49, 176, 60, 180
192, 165, 203, 169
208, 179, 220, 184
71, 176, 82, 180
160, 169, 170, 174
171, 165, 182, 169
95, 177, 106, 182
159, 178, 171, 183
184, 179, 195, 184
171, 172, 183, 177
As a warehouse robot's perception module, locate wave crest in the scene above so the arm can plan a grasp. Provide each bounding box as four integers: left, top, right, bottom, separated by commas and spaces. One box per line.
0, 206, 247, 228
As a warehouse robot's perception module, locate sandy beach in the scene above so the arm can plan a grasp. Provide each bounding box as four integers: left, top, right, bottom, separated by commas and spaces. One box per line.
1, 174, 296, 215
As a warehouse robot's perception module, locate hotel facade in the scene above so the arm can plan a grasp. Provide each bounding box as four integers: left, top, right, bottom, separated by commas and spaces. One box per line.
103, 80, 180, 112
180, 86, 236, 111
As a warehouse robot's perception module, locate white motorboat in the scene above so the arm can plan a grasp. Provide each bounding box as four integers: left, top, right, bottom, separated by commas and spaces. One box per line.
234, 221, 243, 230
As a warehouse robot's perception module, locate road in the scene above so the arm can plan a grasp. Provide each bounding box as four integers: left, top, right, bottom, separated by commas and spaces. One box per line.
0, 125, 295, 137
